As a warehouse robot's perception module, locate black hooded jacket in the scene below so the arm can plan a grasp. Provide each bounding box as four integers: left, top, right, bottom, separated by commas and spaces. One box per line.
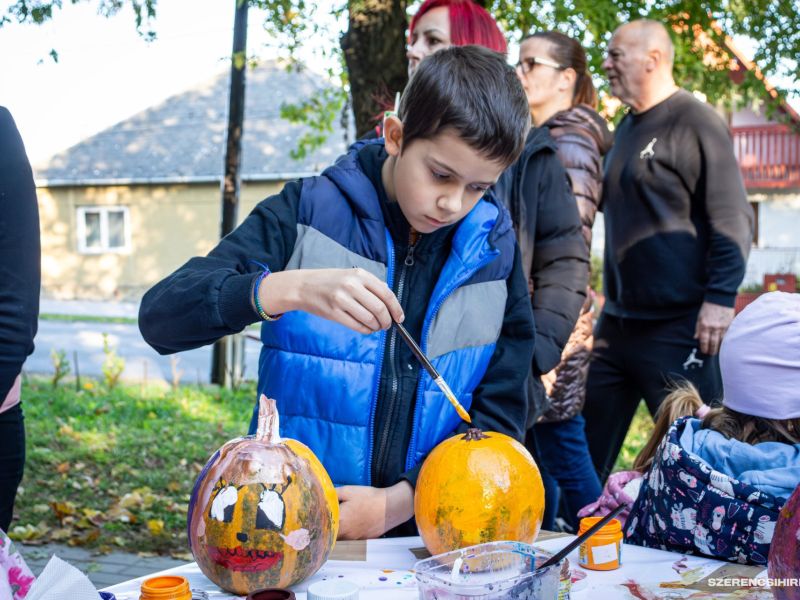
494, 126, 589, 381
0, 107, 40, 402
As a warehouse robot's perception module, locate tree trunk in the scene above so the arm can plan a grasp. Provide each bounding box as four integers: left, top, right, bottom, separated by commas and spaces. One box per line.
341, 0, 409, 138
211, 0, 249, 386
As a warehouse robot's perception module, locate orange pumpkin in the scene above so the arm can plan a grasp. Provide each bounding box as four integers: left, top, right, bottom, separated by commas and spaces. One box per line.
414, 427, 545, 555
187, 395, 338, 594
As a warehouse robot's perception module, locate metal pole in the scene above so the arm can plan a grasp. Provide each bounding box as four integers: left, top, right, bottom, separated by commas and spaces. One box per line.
211, 0, 249, 385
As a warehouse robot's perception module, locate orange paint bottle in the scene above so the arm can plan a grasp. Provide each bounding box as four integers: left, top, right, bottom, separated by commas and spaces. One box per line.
139, 575, 192, 600
577, 517, 623, 571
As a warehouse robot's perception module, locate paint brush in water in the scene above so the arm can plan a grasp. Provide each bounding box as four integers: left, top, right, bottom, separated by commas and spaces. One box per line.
394, 321, 472, 424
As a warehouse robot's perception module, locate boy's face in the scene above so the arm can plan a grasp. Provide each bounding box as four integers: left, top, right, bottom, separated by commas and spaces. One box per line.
382, 117, 506, 234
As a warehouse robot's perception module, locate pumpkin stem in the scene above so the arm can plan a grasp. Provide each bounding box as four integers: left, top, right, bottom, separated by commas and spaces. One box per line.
463, 427, 488, 441
256, 394, 281, 443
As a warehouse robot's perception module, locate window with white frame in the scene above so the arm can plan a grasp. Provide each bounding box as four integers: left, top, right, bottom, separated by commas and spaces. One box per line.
76, 206, 131, 254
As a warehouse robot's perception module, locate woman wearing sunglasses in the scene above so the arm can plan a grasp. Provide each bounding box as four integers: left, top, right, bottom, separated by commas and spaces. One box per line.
514, 31, 613, 532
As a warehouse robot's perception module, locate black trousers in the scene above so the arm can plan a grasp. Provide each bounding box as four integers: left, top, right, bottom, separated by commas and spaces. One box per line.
0, 403, 25, 532
583, 310, 722, 482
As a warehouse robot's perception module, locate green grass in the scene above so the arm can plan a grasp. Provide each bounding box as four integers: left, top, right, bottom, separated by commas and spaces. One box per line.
614, 401, 654, 472
12, 378, 256, 557
39, 313, 138, 325
11, 377, 656, 556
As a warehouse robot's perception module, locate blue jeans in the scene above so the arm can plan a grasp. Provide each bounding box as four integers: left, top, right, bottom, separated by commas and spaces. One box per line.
527, 413, 601, 531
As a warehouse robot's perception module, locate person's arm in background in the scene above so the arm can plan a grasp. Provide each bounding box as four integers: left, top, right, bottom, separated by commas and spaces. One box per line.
0, 107, 40, 401
552, 127, 605, 249
529, 151, 589, 376
688, 112, 754, 355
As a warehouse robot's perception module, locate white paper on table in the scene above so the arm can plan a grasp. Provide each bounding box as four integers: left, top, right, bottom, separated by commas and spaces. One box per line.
26, 555, 100, 600
0, 573, 14, 600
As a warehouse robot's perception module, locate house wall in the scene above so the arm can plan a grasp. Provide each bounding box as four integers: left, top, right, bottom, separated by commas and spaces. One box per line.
743, 191, 800, 286
731, 105, 771, 128
38, 181, 284, 301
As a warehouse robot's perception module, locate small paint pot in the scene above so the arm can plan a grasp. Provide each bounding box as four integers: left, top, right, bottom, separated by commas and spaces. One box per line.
578, 516, 623, 571
139, 575, 192, 600
246, 589, 296, 600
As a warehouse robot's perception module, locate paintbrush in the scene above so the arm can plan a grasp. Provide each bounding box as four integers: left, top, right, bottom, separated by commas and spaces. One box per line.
536, 503, 627, 571
394, 321, 472, 424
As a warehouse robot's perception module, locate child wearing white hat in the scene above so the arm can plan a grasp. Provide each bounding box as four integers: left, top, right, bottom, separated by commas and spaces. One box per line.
581, 291, 800, 565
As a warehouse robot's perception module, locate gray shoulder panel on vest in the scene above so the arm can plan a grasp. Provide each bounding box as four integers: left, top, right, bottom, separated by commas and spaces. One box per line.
428, 280, 507, 359
286, 224, 387, 280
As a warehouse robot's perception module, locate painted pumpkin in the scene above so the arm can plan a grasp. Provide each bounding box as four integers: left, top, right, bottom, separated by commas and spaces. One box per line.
415, 427, 545, 555
188, 395, 338, 594
768, 483, 800, 600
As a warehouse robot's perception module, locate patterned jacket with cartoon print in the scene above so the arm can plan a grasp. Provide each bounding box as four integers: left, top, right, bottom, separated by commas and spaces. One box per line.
625, 416, 788, 566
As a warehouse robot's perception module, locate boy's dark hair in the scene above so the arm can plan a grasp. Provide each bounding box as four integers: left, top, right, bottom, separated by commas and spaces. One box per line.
398, 45, 530, 167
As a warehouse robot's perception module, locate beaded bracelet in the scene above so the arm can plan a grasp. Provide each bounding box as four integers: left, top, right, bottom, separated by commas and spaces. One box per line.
252, 267, 282, 322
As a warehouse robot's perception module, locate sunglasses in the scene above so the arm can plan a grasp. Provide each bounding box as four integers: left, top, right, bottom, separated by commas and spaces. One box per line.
515, 56, 564, 74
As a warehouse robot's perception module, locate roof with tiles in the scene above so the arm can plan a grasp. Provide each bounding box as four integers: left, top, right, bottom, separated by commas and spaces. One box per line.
35, 60, 351, 186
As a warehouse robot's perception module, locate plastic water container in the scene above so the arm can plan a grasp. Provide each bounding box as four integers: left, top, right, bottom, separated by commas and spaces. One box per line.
414, 541, 565, 600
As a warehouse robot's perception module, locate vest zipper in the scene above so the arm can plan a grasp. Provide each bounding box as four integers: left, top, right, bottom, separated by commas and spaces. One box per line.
374, 229, 419, 486
366, 229, 395, 486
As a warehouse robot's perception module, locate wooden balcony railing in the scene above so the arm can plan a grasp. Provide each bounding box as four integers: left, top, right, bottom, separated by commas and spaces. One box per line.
733, 124, 800, 189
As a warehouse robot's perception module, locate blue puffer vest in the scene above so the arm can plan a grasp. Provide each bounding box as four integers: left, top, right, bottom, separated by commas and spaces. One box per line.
249, 140, 516, 486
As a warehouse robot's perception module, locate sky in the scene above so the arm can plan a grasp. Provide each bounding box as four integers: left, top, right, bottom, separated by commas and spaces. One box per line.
1, 1, 797, 165
0, 0, 344, 164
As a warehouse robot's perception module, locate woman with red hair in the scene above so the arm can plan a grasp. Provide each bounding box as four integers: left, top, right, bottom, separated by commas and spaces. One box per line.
407, 0, 506, 76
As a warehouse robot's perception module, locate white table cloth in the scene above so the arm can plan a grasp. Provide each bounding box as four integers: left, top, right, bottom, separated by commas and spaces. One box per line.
103, 535, 772, 599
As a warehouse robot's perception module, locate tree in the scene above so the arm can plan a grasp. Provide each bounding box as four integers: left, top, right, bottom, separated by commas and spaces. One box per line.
7, 0, 797, 136
2, 0, 157, 49
340, 0, 408, 137
256, 0, 800, 133
482, 0, 799, 120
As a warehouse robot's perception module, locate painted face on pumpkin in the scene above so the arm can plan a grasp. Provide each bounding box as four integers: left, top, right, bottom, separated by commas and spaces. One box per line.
204, 477, 294, 573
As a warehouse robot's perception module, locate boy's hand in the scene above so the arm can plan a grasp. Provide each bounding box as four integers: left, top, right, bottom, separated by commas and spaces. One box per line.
296, 268, 404, 334
336, 481, 414, 540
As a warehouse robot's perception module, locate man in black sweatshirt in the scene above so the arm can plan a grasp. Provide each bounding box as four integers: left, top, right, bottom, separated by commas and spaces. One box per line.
583, 20, 754, 480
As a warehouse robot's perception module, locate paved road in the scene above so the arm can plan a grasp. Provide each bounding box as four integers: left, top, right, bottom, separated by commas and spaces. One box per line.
27, 320, 261, 385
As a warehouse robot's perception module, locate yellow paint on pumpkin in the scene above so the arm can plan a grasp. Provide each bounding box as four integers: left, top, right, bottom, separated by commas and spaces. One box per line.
414, 428, 545, 556
284, 438, 339, 543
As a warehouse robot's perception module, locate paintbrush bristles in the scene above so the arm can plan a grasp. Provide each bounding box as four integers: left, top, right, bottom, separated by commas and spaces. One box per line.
434, 376, 472, 424
395, 322, 472, 424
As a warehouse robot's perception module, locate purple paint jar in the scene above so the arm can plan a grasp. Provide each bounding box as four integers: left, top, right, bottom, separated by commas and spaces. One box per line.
245, 589, 296, 600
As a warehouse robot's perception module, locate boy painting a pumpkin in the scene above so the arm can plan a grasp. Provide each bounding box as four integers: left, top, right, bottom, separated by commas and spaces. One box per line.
140, 46, 535, 540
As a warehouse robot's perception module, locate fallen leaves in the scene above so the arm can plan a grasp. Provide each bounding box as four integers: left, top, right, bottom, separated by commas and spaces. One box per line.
10, 522, 49, 543
147, 519, 165, 536
14, 376, 259, 554
50, 501, 77, 523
